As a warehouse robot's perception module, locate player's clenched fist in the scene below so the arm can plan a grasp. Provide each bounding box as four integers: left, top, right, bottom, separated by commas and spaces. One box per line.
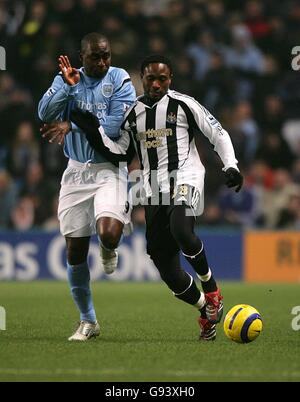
224, 168, 243, 193
58, 55, 80, 86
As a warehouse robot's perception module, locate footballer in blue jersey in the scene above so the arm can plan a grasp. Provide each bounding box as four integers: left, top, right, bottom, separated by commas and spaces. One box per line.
38, 33, 136, 341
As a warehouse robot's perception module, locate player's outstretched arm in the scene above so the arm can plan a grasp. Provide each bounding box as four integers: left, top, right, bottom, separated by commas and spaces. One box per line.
181, 96, 242, 191
70, 109, 136, 166
38, 55, 80, 122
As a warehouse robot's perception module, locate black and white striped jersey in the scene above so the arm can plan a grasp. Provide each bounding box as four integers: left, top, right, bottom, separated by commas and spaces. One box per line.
91, 89, 239, 197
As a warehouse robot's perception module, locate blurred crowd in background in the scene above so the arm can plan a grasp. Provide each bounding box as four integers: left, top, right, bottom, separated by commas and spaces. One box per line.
1, 0, 300, 231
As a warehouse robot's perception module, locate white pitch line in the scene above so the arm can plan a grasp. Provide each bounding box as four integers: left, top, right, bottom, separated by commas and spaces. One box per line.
166, 370, 300, 380
0, 368, 126, 377
0, 368, 299, 380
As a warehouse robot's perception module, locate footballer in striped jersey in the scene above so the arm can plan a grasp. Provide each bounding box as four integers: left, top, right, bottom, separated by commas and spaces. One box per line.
71, 55, 243, 341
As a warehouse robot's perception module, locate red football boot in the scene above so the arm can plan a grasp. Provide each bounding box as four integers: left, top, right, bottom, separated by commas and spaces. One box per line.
198, 317, 216, 341
205, 288, 224, 324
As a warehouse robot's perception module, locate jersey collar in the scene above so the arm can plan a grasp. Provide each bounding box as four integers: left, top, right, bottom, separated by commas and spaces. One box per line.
140, 91, 169, 108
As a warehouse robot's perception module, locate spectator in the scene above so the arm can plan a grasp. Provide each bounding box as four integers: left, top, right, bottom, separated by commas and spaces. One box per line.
282, 118, 300, 158
204, 0, 227, 42
201, 50, 236, 112
218, 183, 259, 227
8, 121, 40, 185
164, 0, 188, 47
101, 15, 138, 68
257, 94, 285, 133
187, 29, 218, 80
229, 101, 260, 168
11, 195, 35, 231
20, 162, 57, 226
170, 55, 197, 97
0, 170, 18, 228
224, 23, 265, 99
261, 169, 300, 228
244, 0, 270, 44
0, 73, 33, 137
225, 23, 265, 74
276, 194, 300, 229
255, 131, 295, 170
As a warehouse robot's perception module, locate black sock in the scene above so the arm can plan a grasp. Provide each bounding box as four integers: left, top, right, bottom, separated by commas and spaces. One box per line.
199, 306, 207, 319
201, 277, 217, 294
184, 247, 217, 293
174, 278, 202, 306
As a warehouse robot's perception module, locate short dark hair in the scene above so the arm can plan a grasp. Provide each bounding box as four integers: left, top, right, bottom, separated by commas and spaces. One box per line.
140, 55, 173, 75
81, 32, 109, 52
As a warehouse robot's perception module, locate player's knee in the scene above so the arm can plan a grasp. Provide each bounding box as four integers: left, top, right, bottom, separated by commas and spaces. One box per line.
148, 250, 174, 287
147, 248, 168, 268
152, 258, 189, 294
149, 252, 170, 283
97, 218, 123, 250
157, 269, 173, 288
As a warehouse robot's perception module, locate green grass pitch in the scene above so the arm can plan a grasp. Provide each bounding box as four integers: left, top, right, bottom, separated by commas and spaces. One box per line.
0, 281, 299, 382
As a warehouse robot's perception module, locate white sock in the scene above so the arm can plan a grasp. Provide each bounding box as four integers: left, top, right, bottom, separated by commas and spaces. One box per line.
194, 292, 206, 309
197, 268, 212, 282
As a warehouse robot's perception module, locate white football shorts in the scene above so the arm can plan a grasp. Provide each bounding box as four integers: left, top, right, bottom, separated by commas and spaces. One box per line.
58, 159, 131, 237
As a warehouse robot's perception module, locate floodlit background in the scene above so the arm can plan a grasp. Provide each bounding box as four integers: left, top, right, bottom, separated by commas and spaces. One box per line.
0, 0, 300, 383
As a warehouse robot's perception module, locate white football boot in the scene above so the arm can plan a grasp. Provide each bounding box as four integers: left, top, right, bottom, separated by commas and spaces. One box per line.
99, 244, 118, 275
68, 321, 100, 342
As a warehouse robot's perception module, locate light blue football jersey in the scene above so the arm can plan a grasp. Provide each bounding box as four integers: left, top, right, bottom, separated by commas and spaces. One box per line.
38, 67, 136, 163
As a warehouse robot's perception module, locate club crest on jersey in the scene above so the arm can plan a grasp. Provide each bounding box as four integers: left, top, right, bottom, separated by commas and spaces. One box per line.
166, 112, 177, 124
102, 83, 114, 98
